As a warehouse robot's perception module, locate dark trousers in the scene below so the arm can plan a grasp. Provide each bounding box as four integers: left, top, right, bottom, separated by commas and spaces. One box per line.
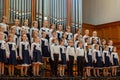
52, 54, 59, 76
77, 56, 85, 76
67, 55, 74, 76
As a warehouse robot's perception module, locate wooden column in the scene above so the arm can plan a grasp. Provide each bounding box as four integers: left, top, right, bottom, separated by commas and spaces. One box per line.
4, 0, 10, 23
67, 0, 71, 26
31, 0, 36, 21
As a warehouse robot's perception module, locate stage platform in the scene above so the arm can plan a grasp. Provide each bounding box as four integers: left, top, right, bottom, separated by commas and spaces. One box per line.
0, 76, 120, 80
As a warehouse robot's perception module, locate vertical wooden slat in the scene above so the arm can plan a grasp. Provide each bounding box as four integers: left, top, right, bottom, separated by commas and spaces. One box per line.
67, 0, 71, 26
4, 0, 10, 23
31, 0, 36, 21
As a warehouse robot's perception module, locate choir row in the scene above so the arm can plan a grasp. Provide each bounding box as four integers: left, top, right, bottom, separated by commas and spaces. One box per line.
0, 16, 119, 77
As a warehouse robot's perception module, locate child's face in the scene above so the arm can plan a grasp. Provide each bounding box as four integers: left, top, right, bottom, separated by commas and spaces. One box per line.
79, 43, 83, 47
3, 18, 7, 23
43, 21, 48, 27
93, 31, 97, 36
21, 29, 26, 35
60, 41, 64, 45
52, 32, 56, 37
85, 30, 89, 35
69, 40, 73, 46
51, 24, 55, 29
24, 21, 28, 26
22, 35, 27, 41
35, 37, 40, 43
0, 34, 4, 40
108, 41, 113, 46
63, 33, 66, 38
0, 26, 5, 32
67, 27, 71, 32
102, 40, 106, 45
105, 46, 108, 51
77, 30, 80, 34
11, 28, 16, 34
9, 35, 14, 42
113, 48, 117, 52
42, 32, 46, 38
14, 20, 19, 25
96, 45, 99, 50
88, 45, 91, 49
93, 40, 97, 44
54, 39, 58, 44
33, 22, 38, 28
58, 25, 62, 30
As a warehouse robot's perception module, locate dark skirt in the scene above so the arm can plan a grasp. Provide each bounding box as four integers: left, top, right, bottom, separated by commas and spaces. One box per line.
0, 49, 7, 63
94, 57, 103, 68
86, 55, 92, 67
8, 50, 17, 65
113, 58, 119, 66
33, 50, 42, 63
42, 46, 50, 57
104, 56, 110, 67
22, 50, 31, 65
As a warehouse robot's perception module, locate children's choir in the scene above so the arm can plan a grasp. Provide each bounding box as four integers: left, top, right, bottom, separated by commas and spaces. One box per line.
0, 16, 119, 77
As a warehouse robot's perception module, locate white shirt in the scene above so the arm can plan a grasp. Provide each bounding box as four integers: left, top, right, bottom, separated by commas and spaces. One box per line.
111, 52, 119, 65
66, 46, 76, 61
76, 47, 85, 57
50, 44, 61, 61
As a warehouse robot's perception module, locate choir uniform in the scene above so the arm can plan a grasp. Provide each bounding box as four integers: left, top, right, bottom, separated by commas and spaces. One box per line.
76, 47, 85, 76
41, 38, 50, 57
66, 32, 73, 40
74, 40, 79, 49
102, 50, 110, 67
49, 29, 53, 37
4, 33, 7, 40
90, 36, 101, 44
111, 52, 119, 67
108, 45, 113, 54
56, 30, 63, 41
85, 48, 93, 67
13, 34, 19, 48
93, 49, 103, 69
39, 27, 49, 40
7, 42, 18, 65
0, 23, 8, 35
73, 33, 82, 42
49, 37, 57, 46
82, 35, 89, 43
31, 42, 42, 64
66, 46, 76, 76
60, 45, 67, 65
0, 40, 8, 63
30, 27, 39, 37
19, 41, 31, 66
21, 26, 30, 42
50, 44, 61, 76
100, 45, 105, 53
12, 26, 21, 37
64, 39, 68, 47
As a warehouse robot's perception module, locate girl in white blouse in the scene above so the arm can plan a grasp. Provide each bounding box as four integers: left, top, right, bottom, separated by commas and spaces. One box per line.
111, 47, 119, 76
